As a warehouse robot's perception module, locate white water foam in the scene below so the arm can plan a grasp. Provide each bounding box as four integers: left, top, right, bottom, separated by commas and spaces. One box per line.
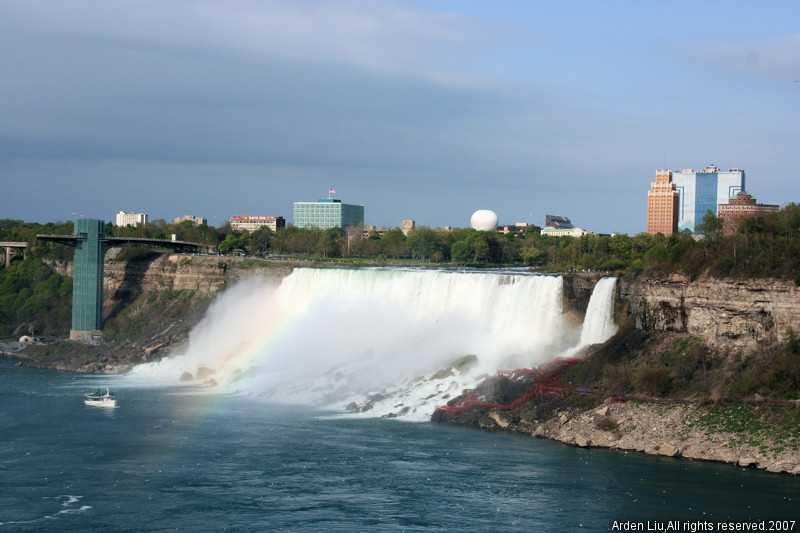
0, 495, 91, 527
128, 268, 618, 420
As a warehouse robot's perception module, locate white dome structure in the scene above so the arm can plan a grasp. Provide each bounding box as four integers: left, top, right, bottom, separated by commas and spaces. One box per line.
470, 210, 499, 231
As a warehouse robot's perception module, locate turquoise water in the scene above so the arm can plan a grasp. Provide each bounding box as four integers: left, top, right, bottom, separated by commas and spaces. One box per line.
1, 357, 797, 532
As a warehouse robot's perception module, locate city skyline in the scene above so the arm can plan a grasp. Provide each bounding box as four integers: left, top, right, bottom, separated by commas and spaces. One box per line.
2, 1, 798, 235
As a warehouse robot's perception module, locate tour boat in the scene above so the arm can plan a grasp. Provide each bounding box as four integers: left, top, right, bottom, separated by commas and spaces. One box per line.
84, 387, 116, 408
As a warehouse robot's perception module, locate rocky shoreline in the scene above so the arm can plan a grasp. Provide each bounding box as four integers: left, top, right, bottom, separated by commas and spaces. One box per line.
466, 397, 800, 475
1, 321, 194, 374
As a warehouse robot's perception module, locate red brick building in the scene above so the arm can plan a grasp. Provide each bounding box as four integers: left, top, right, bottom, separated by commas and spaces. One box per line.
717, 192, 779, 235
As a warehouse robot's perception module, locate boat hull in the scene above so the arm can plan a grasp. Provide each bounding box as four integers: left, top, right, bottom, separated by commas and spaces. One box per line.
84, 387, 116, 408
84, 398, 116, 408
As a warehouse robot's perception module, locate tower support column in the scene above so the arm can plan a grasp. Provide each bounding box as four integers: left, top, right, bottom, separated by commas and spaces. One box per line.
70, 219, 106, 340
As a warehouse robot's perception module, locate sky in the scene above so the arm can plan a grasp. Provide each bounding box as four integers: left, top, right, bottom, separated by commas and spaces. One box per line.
1, 0, 798, 235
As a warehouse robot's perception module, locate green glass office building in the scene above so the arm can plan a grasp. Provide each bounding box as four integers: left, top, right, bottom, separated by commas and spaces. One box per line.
293, 198, 364, 229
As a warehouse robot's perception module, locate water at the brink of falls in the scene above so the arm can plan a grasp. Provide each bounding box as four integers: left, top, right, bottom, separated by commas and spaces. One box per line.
128, 268, 618, 420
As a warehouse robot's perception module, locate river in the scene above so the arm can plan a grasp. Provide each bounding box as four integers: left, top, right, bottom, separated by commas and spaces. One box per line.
1, 358, 797, 532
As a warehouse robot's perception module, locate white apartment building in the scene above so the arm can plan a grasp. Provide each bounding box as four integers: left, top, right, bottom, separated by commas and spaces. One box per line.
115, 211, 148, 227
229, 215, 286, 233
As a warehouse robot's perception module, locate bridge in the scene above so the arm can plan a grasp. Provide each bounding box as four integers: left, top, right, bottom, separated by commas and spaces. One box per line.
0, 241, 28, 267
37, 219, 201, 341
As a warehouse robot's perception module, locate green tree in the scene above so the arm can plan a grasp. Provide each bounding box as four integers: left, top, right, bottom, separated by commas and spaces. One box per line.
608, 234, 631, 262
406, 228, 443, 259
696, 210, 723, 240
521, 240, 542, 265
379, 228, 407, 259
473, 235, 491, 262
247, 226, 274, 254
0, 257, 72, 337
218, 234, 247, 254
450, 238, 474, 264
317, 227, 345, 258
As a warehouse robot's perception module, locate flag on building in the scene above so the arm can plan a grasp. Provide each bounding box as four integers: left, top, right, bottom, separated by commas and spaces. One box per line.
329, 188, 336, 195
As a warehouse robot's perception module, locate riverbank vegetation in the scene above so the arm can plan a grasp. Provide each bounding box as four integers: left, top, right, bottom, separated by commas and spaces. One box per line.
561, 324, 800, 402
0, 257, 72, 338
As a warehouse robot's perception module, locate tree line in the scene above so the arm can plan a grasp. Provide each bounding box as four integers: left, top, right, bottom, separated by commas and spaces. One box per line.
2, 203, 798, 281
1, 204, 797, 338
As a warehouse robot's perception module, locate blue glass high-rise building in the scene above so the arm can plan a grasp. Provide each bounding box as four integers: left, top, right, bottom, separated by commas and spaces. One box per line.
293, 198, 364, 229
672, 165, 745, 233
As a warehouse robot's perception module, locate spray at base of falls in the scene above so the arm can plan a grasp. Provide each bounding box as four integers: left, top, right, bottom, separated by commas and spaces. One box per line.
127, 269, 618, 420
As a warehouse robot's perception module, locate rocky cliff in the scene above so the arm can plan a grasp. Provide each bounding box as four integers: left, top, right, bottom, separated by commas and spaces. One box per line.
561, 273, 605, 315
621, 276, 800, 348
48, 254, 230, 296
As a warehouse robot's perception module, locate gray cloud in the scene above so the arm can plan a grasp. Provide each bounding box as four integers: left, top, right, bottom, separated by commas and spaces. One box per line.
1, 1, 797, 234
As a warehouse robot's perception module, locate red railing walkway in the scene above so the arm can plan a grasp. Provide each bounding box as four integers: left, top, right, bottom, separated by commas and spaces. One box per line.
434, 357, 583, 417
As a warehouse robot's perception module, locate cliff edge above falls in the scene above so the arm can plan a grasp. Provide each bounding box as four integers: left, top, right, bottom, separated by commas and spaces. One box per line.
621, 275, 800, 348
558, 273, 799, 350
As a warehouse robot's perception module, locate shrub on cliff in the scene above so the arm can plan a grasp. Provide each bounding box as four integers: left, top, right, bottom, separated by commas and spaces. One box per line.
102, 289, 198, 342
730, 329, 800, 400
0, 258, 72, 338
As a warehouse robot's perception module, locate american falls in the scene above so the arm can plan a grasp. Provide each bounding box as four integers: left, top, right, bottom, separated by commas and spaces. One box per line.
127, 268, 617, 420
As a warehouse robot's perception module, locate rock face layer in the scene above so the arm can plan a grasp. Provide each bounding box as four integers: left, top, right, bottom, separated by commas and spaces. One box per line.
103, 255, 227, 295
48, 255, 251, 299
622, 277, 800, 348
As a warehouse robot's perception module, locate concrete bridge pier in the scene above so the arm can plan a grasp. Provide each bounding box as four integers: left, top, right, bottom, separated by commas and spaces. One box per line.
0, 242, 28, 267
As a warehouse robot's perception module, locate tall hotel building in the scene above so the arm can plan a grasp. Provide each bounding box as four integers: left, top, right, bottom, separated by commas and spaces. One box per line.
646, 170, 680, 235
293, 198, 364, 229
647, 165, 745, 234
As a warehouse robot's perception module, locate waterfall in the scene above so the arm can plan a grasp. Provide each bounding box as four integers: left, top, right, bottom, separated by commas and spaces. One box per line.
127, 268, 618, 419
578, 277, 618, 346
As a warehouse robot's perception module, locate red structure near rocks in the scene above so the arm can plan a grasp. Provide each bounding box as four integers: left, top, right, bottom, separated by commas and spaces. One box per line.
434, 357, 582, 417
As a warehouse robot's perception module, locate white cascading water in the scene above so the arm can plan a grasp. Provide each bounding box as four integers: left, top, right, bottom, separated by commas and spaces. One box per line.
578, 277, 618, 346
560, 276, 618, 359
127, 268, 617, 420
